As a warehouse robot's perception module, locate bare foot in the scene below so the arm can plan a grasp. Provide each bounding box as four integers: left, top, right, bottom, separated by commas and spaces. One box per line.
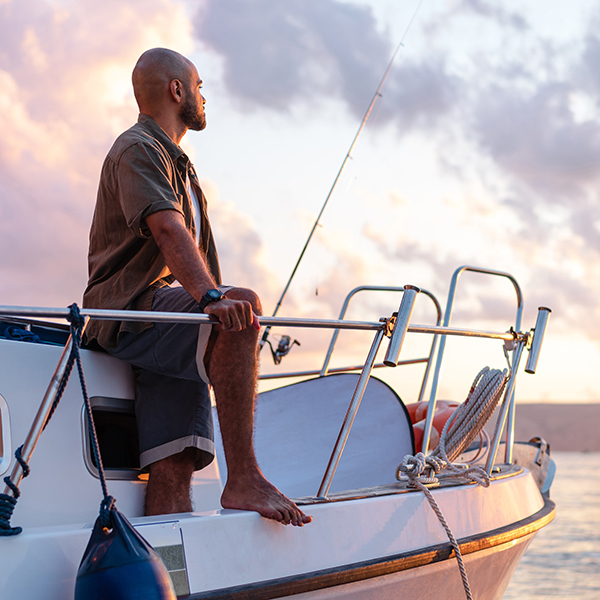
221, 472, 312, 527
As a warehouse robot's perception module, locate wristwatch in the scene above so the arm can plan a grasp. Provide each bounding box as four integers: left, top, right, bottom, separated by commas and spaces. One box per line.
198, 289, 226, 312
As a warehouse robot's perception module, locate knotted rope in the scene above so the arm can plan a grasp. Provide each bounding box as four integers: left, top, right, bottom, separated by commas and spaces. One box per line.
396, 367, 509, 600
0, 304, 115, 536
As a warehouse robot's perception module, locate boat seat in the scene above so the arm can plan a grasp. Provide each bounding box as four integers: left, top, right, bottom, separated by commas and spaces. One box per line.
213, 373, 414, 498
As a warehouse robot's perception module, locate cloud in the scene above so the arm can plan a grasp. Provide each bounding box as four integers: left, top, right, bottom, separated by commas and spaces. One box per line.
193, 1, 600, 353
456, 0, 529, 30
400, 4, 600, 345
0, 0, 193, 307
581, 32, 600, 92
200, 178, 284, 307
471, 82, 600, 202
194, 0, 458, 129
0, 0, 597, 399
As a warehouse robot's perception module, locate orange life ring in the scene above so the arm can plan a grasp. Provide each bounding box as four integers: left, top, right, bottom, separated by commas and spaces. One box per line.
412, 419, 440, 453
432, 406, 457, 436
406, 401, 460, 452
405, 400, 459, 425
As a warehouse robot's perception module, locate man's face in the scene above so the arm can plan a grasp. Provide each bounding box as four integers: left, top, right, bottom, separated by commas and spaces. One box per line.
180, 67, 206, 131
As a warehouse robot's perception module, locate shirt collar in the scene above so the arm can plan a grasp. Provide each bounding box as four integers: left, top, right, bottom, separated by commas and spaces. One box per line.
137, 114, 187, 164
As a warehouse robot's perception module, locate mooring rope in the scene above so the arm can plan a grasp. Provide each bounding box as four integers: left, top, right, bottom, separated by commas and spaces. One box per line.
396, 367, 509, 600
0, 304, 115, 536
69, 305, 115, 526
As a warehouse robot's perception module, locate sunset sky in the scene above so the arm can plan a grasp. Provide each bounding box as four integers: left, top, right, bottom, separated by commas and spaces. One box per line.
1, 0, 599, 402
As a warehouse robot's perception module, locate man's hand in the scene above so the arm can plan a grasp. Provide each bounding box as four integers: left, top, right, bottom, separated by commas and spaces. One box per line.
205, 298, 260, 332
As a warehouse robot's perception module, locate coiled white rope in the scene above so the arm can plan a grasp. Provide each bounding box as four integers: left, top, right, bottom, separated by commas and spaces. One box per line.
396, 367, 509, 600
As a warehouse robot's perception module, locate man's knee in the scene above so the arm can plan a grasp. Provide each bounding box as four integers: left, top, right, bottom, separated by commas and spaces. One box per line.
225, 287, 262, 315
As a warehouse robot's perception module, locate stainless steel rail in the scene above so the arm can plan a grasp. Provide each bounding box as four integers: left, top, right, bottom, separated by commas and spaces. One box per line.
260, 357, 429, 381
422, 265, 525, 456
2, 318, 90, 499
0, 305, 520, 341
0, 306, 382, 331
319, 285, 443, 379
317, 328, 387, 498
1, 295, 539, 498
485, 339, 526, 474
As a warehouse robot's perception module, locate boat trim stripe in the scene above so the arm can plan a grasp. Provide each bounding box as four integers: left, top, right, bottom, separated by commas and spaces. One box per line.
186, 495, 555, 600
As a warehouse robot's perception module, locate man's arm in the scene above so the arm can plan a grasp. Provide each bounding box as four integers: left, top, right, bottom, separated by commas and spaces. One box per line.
145, 209, 257, 332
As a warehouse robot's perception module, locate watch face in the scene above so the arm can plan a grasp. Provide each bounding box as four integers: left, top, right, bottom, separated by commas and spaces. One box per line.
208, 289, 224, 301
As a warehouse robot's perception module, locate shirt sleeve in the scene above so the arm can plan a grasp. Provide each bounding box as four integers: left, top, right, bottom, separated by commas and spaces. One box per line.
116, 142, 184, 238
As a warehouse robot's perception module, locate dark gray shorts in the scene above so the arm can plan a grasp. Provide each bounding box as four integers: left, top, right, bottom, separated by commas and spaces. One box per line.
107, 285, 231, 470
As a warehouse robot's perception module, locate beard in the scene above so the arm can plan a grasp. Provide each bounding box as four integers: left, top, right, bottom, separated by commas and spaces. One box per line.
180, 97, 206, 131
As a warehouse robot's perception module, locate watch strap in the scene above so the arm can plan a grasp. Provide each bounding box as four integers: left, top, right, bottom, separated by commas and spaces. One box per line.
198, 289, 226, 312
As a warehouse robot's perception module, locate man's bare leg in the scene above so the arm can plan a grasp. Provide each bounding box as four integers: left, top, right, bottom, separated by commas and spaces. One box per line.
145, 447, 196, 515
206, 288, 312, 526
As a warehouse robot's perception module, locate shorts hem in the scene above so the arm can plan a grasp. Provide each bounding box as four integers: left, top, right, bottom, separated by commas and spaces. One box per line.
140, 435, 215, 470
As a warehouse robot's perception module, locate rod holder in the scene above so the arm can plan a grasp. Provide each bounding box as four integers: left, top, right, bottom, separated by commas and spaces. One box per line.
525, 307, 551, 374
384, 285, 420, 367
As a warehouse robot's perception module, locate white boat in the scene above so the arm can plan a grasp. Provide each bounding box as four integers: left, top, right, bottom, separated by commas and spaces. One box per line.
0, 265, 555, 599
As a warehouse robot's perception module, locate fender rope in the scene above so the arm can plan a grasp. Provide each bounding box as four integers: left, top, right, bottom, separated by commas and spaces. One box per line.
396, 367, 509, 600
0, 304, 115, 535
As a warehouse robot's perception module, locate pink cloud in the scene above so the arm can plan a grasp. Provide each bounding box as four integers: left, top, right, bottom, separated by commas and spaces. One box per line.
0, 0, 193, 307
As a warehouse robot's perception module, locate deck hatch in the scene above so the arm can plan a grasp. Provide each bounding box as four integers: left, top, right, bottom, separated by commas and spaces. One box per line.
82, 396, 143, 480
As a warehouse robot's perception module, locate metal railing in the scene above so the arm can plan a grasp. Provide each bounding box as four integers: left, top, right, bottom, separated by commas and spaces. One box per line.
317, 285, 443, 405
418, 266, 548, 475
0, 280, 549, 498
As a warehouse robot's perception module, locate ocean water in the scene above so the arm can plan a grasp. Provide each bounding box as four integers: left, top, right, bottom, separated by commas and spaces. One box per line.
503, 452, 600, 599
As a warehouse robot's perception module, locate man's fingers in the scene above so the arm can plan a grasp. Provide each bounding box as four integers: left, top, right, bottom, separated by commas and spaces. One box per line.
206, 299, 258, 331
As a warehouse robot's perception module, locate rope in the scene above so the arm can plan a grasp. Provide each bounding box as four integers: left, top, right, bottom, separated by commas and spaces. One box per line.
396, 367, 509, 600
0, 494, 19, 535
64, 304, 115, 528
0, 446, 30, 535
0, 304, 115, 536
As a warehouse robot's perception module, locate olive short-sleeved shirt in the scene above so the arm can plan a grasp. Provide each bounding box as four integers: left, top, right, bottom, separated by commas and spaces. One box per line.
83, 114, 221, 349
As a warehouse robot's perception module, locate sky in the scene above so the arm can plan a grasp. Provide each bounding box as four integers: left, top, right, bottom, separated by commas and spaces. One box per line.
0, 0, 599, 402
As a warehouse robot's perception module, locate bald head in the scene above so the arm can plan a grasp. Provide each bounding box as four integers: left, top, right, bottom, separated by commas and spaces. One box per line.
132, 48, 207, 141
132, 48, 195, 112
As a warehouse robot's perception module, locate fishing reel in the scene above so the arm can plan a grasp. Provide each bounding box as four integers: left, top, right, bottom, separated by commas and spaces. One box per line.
265, 334, 300, 365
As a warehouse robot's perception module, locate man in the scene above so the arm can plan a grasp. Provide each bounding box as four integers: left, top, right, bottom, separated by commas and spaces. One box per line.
83, 48, 311, 527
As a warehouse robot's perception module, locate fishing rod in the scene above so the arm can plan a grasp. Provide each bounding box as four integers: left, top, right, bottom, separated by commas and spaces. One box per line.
260, 0, 425, 353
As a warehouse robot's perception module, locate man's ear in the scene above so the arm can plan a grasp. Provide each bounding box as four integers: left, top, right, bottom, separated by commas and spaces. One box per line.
170, 79, 183, 103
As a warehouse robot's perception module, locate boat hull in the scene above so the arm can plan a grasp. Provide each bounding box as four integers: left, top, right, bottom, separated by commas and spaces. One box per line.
0, 472, 554, 599
184, 496, 554, 600
0, 334, 555, 600
277, 536, 535, 600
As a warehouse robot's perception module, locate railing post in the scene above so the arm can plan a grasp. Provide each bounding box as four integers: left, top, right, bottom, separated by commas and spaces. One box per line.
317, 328, 386, 498
3, 318, 90, 498
486, 340, 526, 474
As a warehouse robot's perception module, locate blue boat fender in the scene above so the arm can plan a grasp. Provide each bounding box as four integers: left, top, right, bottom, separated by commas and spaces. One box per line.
75, 506, 176, 600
